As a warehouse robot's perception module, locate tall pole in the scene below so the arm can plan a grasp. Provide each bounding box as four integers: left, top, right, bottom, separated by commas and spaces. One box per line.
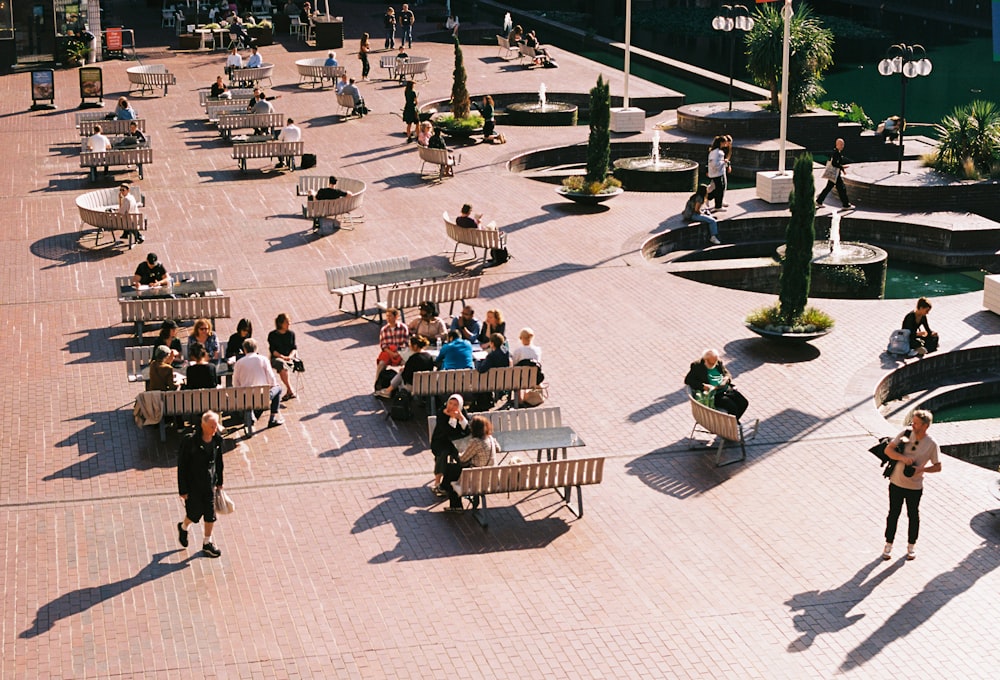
623, 0, 632, 108
728, 33, 735, 111
777, 0, 792, 175
898, 75, 907, 175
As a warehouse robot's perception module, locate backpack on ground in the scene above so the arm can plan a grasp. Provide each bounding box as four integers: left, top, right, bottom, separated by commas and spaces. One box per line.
389, 390, 413, 421
490, 247, 509, 265
887, 328, 911, 356
300, 153, 317, 169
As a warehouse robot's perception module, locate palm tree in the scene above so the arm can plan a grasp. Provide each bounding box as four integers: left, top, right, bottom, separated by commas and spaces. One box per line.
744, 3, 834, 113
933, 100, 1000, 179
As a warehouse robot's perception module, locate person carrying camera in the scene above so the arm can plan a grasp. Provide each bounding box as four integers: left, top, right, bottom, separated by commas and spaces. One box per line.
882, 409, 941, 561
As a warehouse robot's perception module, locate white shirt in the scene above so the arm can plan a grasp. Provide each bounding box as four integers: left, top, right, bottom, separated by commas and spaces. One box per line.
233, 352, 277, 388
226, 53, 243, 68
707, 148, 727, 179
278, 124, 301, 142
119, 193, 138, 214
88, 133, 110, 152
511, 344, 541, 365
336, 79, 347, 94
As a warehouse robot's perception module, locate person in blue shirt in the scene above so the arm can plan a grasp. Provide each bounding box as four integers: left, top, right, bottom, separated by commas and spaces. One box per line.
449, 305, 481, 342
436, 330, 474, 370
246, 45, 263, 68
323, 51, 338, 66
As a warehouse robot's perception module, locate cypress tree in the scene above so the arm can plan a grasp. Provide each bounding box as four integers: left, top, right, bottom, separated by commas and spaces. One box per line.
586, 75, 611, 184
450, 36, 470, 120
779, 153, 816, 323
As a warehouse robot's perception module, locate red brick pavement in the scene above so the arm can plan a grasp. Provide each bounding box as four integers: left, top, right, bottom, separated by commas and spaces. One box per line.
2, 3, 1000, 678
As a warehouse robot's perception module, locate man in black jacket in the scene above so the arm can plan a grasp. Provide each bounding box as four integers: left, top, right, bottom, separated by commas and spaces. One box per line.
816, 138, 854, 210
177, 411, 225, 558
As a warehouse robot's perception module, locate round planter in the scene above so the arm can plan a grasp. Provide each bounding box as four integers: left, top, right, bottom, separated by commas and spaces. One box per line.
745, 323, 831, 343
555, 186, 624, 205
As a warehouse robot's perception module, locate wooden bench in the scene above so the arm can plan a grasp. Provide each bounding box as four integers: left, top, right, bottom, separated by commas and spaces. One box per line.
115, 268, 219, 293
418, 146, 460, 179
126, 340, 230, 383
75, 111, 107, 128
687, 392, 759, 467
217, 112, 284, 139
375, 275, 481, 320
394, 58, 430, 81
121, 295, 231, 341
205, 98, 255, 121
442, 212, 506, 267
985, 274, 1000, 315
158, 385, 271, 440
426, 406, 561, 442
76, 186, 148, 249
458, 457, 606, 528
302, 178, 366, 232
229, 63, 274, 87
80, 147, 153, 182
126, 65, 177, 96
496, 35, 516, 59
379, 54, 398, 80
200, 88, 255, 107
324, 256, 410, 315
79, 119, 146, 137
294, 58, 346, 88
232, 140, 304, 172
412, 364, 537, 411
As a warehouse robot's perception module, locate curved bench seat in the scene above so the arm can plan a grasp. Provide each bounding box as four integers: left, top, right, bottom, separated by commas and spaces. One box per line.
294, 58, 346, 88
76, 187, 147, 249
229, 63, 274, 87
303, 177, 366, 232
126, 64, 177, 96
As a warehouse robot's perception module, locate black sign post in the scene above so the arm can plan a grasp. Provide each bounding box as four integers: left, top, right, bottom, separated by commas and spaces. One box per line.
78, 67, 104, 109
29, 69, 56, 110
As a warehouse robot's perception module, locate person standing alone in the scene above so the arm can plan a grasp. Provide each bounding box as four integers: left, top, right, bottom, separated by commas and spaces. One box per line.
882, 409, 941, 561
177, 411, 226, 558
816, 138, 854, 210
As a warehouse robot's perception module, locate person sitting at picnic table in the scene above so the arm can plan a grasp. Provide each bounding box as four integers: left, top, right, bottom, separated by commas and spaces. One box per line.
251, 91, 275, 114
121, 120, 147, 146
155, 320, 184, 367
246, 45, 263, 68
375, 307, 409, 388
275, 117, 301, 169
87, 124, 110, 153
408, 300, 448, 343
132, 251, 168, 287
114, 97, 137, 120
442, 415, 499, 512
190, 318, 221, 360
450, 305, 481, 342
684, 348, 749, 420
375, 335, 435, 400
477, 309, 506, 348
148, 344, 180, 392
247, 87, 280, 112
436, 330, 474, 370
427, 128, 455, 176
225, 318, 253, 365
415, 120, 433, 146
473, 332, 510, 410
184, 343, 219, 389
324, 51, 338, 66
511, 327, 541, 365
210, 76, 231, 99
430, 394, 470, 497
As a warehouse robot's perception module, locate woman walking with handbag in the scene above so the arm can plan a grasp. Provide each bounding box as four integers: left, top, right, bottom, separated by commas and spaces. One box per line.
816, 138, 854, 210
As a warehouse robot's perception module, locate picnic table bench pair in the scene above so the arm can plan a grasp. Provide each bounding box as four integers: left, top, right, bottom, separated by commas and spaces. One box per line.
80, 147, 153, 182
137, 386, 271, 441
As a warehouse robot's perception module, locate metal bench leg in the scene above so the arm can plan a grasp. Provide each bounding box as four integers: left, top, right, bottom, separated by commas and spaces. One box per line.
472, 494, 488, 528
159, 419, 167, 441
562, 484, 584, 518
137, 163, 144, 180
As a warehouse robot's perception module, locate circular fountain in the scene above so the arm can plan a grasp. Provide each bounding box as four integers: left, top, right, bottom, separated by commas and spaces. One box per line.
612, 131, 700, 192
505, 84, 579, 126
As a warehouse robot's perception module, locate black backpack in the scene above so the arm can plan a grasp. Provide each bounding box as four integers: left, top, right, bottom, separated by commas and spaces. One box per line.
490, 247, 509, 265
389, 390, 413, 421
515, 358, 544, 383
300, 153, 317, 170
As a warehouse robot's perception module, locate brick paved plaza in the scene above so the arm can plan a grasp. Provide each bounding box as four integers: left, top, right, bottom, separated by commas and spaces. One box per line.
2, 4, 1000, 678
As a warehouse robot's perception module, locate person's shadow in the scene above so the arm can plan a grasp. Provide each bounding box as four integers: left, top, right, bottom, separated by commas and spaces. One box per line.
785, 557, 904, 651
20, 550, 197, 639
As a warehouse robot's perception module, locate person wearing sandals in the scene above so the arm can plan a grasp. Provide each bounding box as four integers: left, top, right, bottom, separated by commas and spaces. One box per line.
881, 409, 941, 561
442, 415, 498, 512
267, 312, 298, 401
429, 394, 470, 497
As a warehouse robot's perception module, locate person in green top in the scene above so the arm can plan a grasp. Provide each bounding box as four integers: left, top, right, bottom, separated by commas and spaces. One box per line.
684, 348, 749, 419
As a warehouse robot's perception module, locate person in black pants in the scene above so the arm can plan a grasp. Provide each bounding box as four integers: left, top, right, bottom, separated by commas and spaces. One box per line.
816, 138, 854, 209
684, 349, 749, 420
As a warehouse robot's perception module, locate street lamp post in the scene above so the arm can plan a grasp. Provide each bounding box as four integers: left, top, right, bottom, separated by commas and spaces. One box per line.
712, 4, 755, 112
878, 44, 933, 175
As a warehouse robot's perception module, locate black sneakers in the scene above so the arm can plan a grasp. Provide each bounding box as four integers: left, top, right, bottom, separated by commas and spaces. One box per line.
177, 522, 188, 548
203, 542, 222, 558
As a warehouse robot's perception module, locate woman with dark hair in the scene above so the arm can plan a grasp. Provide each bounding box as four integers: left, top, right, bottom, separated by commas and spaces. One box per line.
225, 318, 253, 364
706, 135, 729, 212
407, 300, 447, 343
477, 309, 506, 348
901, 297, 938, 357
481, 95, 501, 143
402, 80, 419, 142
684, 348, 749, 419
681, 184, 720, 245
359, 33, 371, 80
185, 343, 219, 389
430, 394, 470, 497
157, 320, 184, 367
376, 335, 435, 400
190, 318, 220, 361
442, 415, 499, 512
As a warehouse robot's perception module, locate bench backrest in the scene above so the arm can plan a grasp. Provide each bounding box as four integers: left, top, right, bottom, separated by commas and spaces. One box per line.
218, 112, 285, 130
419, 146, 451, 165
232, 141, 304, 159
75, 111, 107, 126
125, 345, 155, 382
688, 393, 741, 442
206, 99, 254, 120
443, 212, 504, 249
396, 61, 428, 75
411, 365, 537, 398
79, 119, 146, 136
80, 148, 153, 167
426, 404, 560, 442
379, 55, 396, 68
120, 295, 231, 323
336, 93, 356, 110
200, 88, 255, 106
519, 45, 537, 59
384, 276, 481, 311
497, 35, 509, 49
77, 186, 145, 211
460, 457, 605, 495
324, 256, 410, 291
172, 269, 219, 286
304, 193, 364, 219
230, 64, 274, 81
162, 385, 270, 416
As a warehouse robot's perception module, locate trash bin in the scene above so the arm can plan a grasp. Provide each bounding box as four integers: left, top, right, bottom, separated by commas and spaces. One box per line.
82, 31, 97, 63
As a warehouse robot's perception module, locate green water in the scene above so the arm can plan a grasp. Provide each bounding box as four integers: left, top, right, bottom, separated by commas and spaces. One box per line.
883, 262, 985, 299
933, 399, 1000, 423
580, 51, 725, 105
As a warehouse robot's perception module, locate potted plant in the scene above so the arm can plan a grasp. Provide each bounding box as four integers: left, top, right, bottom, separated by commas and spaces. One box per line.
60, 39, 91, 67
558, 75, 623, 204
248, 19, 274, 47
745, 152, 834, 342
433, 36, 483, 138
928, 100, 1000, 179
